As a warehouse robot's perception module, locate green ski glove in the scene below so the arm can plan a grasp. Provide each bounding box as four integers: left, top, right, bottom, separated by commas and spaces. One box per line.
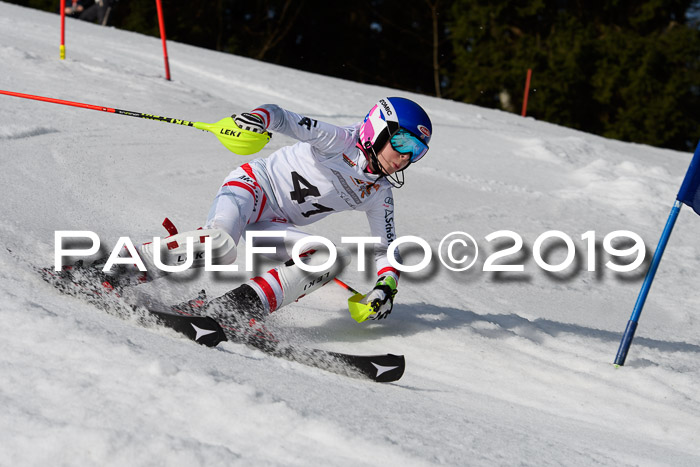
348, 276, 398, 323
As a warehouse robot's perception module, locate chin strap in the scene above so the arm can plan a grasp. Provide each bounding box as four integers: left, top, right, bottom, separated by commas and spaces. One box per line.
387, 169, 406, 189
361, 141, 407, 189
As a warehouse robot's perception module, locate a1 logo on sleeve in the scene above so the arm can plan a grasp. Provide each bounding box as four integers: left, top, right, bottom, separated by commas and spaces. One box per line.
298, 117, 318, 131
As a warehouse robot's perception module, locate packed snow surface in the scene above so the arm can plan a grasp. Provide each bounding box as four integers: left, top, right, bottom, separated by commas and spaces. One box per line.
1, 3, 700, 465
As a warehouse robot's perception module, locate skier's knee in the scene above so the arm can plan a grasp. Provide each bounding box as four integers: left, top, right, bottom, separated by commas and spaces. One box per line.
137, 228, 237, 279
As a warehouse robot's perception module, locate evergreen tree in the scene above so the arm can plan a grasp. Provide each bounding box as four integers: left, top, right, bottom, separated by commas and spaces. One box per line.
9, 0, 700, 150
448, 0, 700, 151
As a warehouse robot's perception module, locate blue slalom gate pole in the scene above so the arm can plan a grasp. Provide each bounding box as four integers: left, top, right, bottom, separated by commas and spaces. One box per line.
614, 200, 683, 366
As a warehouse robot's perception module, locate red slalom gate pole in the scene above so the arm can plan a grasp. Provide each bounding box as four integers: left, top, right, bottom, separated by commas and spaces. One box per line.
521, 68, 532, 117
155, 0, 171, 80
60, 0, 66, 59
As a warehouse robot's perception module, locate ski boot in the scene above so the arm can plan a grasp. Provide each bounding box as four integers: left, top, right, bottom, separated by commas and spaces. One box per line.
203, 284, 277, 351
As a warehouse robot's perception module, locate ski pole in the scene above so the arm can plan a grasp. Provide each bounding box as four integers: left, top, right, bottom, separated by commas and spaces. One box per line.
0, 89, 270, 155
334, 278, 361, 296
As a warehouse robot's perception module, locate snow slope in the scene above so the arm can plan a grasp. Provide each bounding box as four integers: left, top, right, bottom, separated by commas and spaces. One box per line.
2, 3, 700, 465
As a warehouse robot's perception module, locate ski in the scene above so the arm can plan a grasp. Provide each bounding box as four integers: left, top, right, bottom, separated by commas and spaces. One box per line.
146, 298, 405, 383
146, 306, 228, 348
16, 252, 405, 382
276, 347, 405, 383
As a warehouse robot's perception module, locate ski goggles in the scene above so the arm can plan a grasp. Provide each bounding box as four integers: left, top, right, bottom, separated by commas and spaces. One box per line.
389, 128, 429, 163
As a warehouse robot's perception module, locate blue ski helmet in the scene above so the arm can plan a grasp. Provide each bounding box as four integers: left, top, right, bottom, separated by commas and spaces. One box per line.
359, 97, 432, 162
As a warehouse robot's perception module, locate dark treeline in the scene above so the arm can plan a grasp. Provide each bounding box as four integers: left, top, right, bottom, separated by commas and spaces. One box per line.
12, 0, 700, 151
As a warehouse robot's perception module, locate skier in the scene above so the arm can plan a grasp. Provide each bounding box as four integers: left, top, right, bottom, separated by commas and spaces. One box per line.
70, 97, 433, 327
